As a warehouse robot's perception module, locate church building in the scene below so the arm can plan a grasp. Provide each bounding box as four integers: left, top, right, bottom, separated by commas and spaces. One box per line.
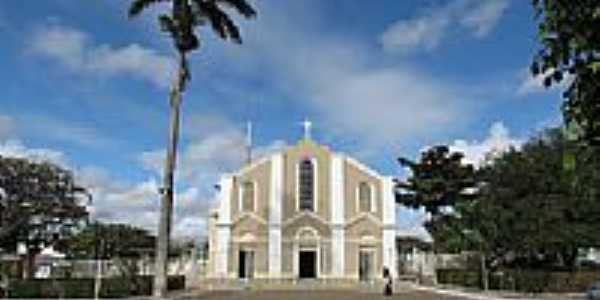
206, 123, 397, 282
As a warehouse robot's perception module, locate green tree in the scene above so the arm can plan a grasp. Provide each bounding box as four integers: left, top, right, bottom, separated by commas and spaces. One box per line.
476, 129, 600, 270
0, 156, 90, 277
396, 145, 477, 217
59, 222, 155, 259
396, 145, 489, 288
531, 0, 600, 145
127, 0, 256, 296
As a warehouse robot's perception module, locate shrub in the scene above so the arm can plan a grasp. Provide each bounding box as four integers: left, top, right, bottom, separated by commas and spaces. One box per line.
442, 269, 600, 293
437, 269, 481, 288
511, 270, 551, 293
7, 275, 185, 298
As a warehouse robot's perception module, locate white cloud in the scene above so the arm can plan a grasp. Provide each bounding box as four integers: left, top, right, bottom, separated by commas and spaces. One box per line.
19, 114, 115, 148
449, 121, 522, 167
0, 115, 15, 140
220, 3, 476, 147
138, 115, 287, 236
460, 0, 510, 37
311, 68, 463, 143
77, 165, 212, 237
140, 129, 245, 187
29, 25, 174, 88
0, 139, 67, 165
380, 13, 450, 53
0, 137, 208, 237
141, 115, 286, 186
380, 0, 509, 54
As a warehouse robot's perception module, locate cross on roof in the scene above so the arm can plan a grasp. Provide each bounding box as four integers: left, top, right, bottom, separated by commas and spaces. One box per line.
301, 119, 312, 140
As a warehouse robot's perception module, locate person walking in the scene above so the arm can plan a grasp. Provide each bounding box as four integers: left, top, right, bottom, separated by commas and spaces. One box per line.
383, 267, 393, 296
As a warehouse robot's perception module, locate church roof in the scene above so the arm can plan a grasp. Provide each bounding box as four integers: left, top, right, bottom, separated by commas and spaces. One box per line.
232, 138, 387, 179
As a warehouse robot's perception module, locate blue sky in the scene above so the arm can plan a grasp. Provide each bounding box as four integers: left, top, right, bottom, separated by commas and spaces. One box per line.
0, 0, 565, 238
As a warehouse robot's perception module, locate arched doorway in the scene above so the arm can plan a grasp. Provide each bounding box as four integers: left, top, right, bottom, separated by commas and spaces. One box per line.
237, 233, 255, 279
294, 227, 320, 279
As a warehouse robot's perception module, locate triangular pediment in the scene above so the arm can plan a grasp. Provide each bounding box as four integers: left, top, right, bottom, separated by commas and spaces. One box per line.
282, 212, 330, 238
232, 212, 267, 227
346, 213, 382, 229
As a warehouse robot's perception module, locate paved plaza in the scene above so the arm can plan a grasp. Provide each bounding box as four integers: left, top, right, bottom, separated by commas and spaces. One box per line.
180, 290, 480, 300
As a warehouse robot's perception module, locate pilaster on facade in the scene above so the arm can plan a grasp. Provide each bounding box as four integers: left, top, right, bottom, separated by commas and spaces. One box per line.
215, 175, 234, 276
268, 153, 284, 277
330, 154, 346, 277
381, 176, 397, 277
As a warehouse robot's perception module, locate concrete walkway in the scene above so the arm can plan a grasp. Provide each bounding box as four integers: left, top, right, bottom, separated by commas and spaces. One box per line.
133, 282, 586, 300
411, 284, 586, 300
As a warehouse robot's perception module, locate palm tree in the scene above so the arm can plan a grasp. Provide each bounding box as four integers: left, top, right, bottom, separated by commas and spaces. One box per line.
127, 0, 256, 297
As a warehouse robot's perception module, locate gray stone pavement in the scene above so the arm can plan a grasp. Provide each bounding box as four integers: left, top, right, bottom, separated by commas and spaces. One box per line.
162, 287, 587, 300
131, 283, 586, 300
411, 285, 585, 300
174, 290, 487, 300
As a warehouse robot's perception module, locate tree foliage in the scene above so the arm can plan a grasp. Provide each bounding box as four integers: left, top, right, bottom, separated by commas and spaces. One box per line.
403, 129, 600, 269
129, 0, 257, 88
0, 156, 89, 253
531, 0, 600, 145
59, 222, 156, 259
475, 129, 600, 269
396, 145, 477, 216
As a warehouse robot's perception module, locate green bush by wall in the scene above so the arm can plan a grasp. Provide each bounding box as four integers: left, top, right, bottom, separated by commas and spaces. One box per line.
437, 269, 481, 288
437, 269, 600, 293
7, 275, 185, 298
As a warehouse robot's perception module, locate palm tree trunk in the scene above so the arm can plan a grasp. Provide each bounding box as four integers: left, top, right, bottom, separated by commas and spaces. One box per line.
154, 51, 186, 298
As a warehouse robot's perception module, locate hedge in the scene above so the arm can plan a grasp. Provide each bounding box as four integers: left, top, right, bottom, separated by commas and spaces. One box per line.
437, 269, 600, 293
437, 269, 481, 288
0, 260, 22, 279
6, 275, 185, 298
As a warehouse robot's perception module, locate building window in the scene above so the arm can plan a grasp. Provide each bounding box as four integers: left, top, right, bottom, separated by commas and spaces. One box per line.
240, 181, 255, 212
299, 159, 315, 211
358, 182, 373, 213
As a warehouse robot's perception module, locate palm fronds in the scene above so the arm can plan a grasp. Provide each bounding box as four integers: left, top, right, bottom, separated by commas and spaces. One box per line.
128, 0, 169, 18
216, 0, 257, 18
193, 0, 242, 43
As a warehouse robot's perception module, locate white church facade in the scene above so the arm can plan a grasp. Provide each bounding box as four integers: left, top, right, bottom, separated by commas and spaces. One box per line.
206, 127, 397, 281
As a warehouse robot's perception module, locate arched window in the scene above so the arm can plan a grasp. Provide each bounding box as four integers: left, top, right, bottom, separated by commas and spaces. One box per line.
241, 181, 255, 212
299, 159, 315, 211
358, 182, 372, 212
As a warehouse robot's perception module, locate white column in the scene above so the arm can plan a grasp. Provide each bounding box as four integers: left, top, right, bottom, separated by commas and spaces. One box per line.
268, 154, 283, 277
215, 176, 233, 277
215, 225, 231, 276
382, 176, 397, 277
330, 154, 345, 277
